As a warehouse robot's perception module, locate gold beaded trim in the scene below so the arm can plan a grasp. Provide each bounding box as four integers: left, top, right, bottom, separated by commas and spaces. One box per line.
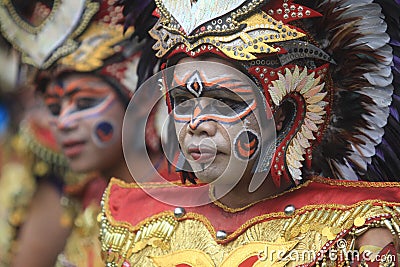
150, 9, 305, 60
0, 0, 99, 68
0, 0, 61, 34
99, 210, 178, 265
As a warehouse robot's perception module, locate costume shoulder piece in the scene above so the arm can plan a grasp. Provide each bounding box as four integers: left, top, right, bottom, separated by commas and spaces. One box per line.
99, 178, 400, 266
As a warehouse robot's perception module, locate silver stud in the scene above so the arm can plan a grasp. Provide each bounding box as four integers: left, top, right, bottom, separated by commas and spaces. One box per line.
284, 204, 296, 216
174, 207, 186, 218
216, 230, 227, 240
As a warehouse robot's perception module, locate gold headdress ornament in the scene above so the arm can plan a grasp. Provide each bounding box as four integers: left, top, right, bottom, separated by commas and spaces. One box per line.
0, 0, 141, 96
150, 0, 323, 61
143, 0, 400, 186
0, 0, 99, 69
27, 0, 142, 99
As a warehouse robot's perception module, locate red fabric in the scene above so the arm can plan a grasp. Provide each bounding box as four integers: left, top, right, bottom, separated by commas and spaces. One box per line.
155, 157, 180, 182
265, 0, 322, 23
82, 176, 108, 209
239, 255, 259, 267
107, 177, 400, 243
28, 115, 60, 152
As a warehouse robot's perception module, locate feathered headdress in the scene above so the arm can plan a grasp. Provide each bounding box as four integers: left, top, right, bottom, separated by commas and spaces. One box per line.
121, 0, 399, 185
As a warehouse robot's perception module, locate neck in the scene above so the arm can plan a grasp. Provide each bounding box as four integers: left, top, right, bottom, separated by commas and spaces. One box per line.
103, 160, 133, 183
213, 171, 289, 209
106, 149, 164, 183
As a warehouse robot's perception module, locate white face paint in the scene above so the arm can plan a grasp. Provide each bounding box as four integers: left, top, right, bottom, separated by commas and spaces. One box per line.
45, 73, 125, 173
171, 57, 263, 185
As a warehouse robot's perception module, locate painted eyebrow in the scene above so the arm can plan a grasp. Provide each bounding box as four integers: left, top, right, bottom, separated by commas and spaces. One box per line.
215, 78, 254, 94
62, 77, 110, 96
173, 74, 253, 95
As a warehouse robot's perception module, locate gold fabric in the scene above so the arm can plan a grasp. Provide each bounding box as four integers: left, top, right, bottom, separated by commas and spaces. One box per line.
100, 189, 400, 266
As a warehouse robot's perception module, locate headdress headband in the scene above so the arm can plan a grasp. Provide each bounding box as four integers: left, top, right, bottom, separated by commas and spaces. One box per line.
15, 0, 144, 99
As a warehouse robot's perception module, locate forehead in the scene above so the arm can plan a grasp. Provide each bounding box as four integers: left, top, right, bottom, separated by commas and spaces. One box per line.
45, 73, 114, 96
172, 57, 251, 85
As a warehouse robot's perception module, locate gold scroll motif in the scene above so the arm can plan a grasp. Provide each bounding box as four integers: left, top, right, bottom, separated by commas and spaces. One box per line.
100, 201, 400, 266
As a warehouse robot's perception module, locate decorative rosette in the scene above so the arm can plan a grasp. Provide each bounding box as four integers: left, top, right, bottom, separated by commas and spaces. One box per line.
268, 65, 328, 182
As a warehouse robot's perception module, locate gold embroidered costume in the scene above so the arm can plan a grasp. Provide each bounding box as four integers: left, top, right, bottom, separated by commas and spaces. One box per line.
99, 0, 400, 266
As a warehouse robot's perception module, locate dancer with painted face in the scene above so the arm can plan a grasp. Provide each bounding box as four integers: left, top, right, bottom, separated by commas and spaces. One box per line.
34, 2, 174, 266
0, 0, 172, 266
100, 0, 400, 266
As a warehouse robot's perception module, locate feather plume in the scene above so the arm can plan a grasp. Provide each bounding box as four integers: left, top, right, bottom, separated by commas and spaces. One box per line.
296, 0, 398, 181
117, 0, 159, 88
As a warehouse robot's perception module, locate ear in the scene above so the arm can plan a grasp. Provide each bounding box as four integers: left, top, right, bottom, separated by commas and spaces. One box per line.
274, 106, 286, 132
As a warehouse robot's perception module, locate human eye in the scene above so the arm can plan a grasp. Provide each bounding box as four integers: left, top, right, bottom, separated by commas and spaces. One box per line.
75, 97, 103, 111
213, 97, 248, 115
47, 104, 61, 116
172, 94, 195, 114
174, 95, 191, 106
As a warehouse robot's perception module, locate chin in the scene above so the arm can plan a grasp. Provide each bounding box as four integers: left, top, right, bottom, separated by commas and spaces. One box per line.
194, 168, 234, 185
68, 159, 95, 174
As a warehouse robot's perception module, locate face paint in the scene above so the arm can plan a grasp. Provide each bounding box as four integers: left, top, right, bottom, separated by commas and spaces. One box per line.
44, 73, 126, 174
171, 70, 258, 129
93, 121, 115, 146
233, 129, 260, 161
169, 58, 269, 185
45, 77, 115, 119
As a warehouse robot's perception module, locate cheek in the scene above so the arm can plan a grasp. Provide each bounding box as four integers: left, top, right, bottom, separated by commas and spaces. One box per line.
232, 114, 261, 161
90, 104, 125, 147
47, 116, 62, 144
175, 121, 186, 146
92, 121, 117, 146
233, 129, 260, 161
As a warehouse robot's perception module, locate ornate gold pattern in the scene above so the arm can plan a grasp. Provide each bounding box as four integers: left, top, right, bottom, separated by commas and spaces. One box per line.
210, 176, 400, 213
58, 24, 134, 72
157, 0, 248, 36
150, 8, 305, 60
0, 144, 36, 266
0, 0, 61, 34
56, 203, 103, 267
100, 180, 400, 266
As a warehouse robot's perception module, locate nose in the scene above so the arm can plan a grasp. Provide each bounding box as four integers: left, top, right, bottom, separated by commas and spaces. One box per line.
56, 103, 78, 131
188, 100, 217, 137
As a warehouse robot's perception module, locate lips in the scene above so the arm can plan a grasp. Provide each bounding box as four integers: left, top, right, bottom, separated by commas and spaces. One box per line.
187, 145, 218, 163
62, 140, 86, 158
